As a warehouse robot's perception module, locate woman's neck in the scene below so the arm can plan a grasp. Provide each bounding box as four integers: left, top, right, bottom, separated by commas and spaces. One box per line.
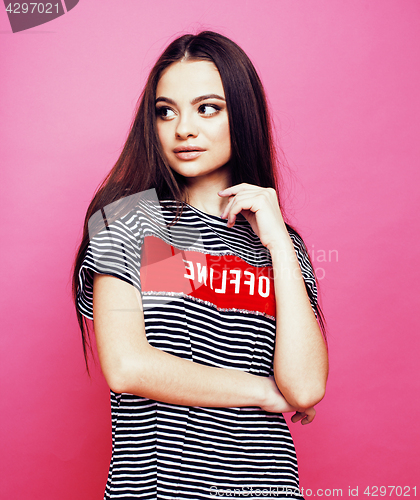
184, 167, 231, 217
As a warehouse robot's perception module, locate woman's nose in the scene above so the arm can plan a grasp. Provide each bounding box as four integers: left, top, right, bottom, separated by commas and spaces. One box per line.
175, 113, 198, 139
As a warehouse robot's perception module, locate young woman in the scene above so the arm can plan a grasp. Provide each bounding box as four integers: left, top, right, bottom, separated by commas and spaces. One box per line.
73, 31, 328, 500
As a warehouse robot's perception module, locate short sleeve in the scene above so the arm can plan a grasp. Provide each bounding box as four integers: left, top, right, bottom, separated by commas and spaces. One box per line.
77, 216, 143, 320
288, 230, 318, 317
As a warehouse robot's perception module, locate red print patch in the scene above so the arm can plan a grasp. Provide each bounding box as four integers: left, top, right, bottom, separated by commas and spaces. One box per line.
140, 236, 276, 317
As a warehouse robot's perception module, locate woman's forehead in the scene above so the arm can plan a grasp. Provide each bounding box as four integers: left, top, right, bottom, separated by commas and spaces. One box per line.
156, 60, 224, 100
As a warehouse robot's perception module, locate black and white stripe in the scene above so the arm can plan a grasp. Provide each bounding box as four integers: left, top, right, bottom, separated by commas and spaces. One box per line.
78, 199, 317, 500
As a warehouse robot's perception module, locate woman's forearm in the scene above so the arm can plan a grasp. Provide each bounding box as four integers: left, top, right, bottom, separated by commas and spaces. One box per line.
115, 343, 293, 413
93, 273, 294, 413
268, 234, 329, 410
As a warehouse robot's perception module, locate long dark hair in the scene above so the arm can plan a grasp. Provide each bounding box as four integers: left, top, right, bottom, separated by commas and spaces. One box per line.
72, 31, 326, 371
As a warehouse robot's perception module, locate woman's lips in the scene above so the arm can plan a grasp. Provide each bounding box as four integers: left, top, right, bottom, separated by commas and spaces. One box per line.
173, 146, 205, 161
174, 151, 204, 160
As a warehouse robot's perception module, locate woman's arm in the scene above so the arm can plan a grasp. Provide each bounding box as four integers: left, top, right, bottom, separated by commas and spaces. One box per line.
92, 273, 298, 414
269, 233, 328, 410
219, 184, 329, 410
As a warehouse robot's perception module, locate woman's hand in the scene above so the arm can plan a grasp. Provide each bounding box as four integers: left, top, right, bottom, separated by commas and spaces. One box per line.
291, 407, 316, 425
218, 184, 288, 249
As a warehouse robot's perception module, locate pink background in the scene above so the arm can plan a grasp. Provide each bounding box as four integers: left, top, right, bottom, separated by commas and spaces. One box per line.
1, 1, 419, 498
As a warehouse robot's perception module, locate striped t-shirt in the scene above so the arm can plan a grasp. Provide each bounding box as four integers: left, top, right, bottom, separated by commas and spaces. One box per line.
77, 193, 317, 500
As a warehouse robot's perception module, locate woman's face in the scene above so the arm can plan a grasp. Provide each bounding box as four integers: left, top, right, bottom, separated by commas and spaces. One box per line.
155, 60, 231, 184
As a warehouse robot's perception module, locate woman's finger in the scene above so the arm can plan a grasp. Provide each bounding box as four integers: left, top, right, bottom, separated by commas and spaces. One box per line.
219, 194, 236, 219
224, 196, 255, 227
218, 183, 253, 198
291, 408, 316, 425
303, 408, 316, 425
291, 411, 304, 423
225, 191, 268, 227
219, 187, 260, 218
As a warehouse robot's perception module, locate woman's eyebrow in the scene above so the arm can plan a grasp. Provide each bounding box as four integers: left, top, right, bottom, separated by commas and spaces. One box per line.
191, 94, 225, 105
155, 94, 225, 105
155, 96, 176, 105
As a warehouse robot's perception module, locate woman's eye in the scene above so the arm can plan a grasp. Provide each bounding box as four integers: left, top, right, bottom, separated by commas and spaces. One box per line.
156, 107, 176, 119
198, 104, 220, 116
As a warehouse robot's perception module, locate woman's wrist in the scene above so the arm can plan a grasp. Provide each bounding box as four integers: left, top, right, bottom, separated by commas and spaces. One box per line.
258, 375, 296, 413
265, 229, 294, 254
